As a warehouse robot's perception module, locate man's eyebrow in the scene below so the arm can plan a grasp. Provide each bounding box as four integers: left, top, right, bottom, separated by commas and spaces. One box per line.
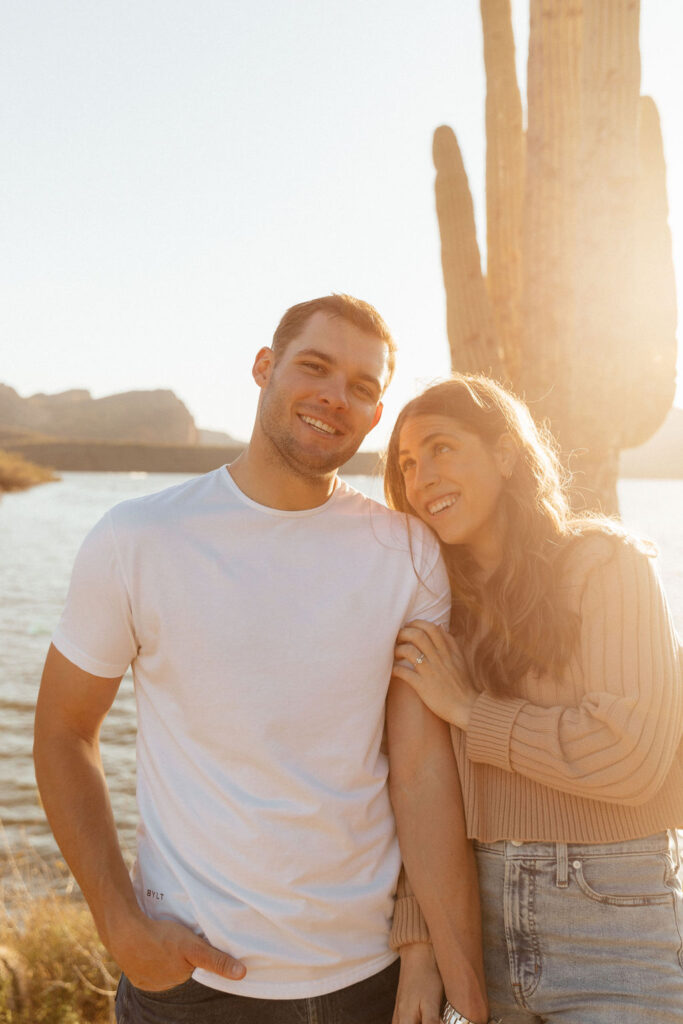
296, 347, 336, 365
297, 348, 383, 389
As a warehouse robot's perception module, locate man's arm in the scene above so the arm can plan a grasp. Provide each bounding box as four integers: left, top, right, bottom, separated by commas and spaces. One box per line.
34, 644, 246, 991
387, 676, 488, 1024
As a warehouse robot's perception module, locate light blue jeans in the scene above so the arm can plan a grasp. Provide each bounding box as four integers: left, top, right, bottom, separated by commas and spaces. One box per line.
474, 831, 683, 1023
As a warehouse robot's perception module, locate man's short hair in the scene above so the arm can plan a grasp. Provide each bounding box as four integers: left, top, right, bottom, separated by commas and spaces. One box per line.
272, 294, 396, 392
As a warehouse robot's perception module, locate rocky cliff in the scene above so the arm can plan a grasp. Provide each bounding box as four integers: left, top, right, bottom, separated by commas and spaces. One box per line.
0, 384, 198, 445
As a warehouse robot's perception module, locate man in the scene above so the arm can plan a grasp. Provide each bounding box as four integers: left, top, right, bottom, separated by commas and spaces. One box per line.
34, 294, 451, 1024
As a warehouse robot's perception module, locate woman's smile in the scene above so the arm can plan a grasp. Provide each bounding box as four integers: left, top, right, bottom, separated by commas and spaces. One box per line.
426, 492, 461, 515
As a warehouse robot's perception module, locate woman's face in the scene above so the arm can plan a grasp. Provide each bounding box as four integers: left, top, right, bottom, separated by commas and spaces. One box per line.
397, 413, 512, 572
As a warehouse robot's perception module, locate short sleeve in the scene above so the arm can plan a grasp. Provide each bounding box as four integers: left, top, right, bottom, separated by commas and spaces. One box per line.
52, 511, 138, 678
402, 521, 451, 628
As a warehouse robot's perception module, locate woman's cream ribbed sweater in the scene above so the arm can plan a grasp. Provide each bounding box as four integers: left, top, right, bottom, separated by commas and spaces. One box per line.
392, 532, 683, 947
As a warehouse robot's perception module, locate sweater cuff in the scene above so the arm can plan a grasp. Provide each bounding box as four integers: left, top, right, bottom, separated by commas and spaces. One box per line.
390, 895, 431, 950
466, 691, 527, 771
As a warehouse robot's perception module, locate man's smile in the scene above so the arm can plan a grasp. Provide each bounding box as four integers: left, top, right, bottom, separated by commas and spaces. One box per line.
299, 414, 343, 436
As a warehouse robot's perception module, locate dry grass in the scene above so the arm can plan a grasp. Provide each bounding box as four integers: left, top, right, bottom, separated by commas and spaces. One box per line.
0, 451, 59, 493
0, 844, 118, 1024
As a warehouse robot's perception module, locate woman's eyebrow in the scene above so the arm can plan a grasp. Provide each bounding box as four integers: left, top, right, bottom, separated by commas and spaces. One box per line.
399, 432, 443, 455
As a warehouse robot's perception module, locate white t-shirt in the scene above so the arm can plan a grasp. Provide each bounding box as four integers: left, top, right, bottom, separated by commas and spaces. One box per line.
53, 468, 450, 999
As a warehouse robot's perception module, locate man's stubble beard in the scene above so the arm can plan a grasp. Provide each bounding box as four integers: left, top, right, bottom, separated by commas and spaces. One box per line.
257, 386, 360, 480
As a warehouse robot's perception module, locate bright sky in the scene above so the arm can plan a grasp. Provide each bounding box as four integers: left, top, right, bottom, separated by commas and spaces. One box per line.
2, 1, 681, 448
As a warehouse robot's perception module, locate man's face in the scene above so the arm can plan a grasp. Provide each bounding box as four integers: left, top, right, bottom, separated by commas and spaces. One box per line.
253, 311, 389, 478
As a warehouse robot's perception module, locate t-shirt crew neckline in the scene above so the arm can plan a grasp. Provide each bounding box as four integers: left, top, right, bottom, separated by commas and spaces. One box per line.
220, 464, 347, 518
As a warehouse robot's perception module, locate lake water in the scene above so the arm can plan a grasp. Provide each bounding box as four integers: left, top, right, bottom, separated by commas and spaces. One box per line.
1, 471, 682, 873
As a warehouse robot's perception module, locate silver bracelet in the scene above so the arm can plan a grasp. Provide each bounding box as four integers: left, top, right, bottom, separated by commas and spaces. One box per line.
440, 999, 501, 1024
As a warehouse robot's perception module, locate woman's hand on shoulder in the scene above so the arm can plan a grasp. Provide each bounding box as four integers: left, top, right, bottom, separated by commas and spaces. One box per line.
393, 943, 443, 1024
393, 620, 477, 731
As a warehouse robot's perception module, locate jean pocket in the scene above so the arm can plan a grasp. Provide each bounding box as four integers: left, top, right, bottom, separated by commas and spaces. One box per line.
133, 976, 199, 1001
572, 851, 675, 907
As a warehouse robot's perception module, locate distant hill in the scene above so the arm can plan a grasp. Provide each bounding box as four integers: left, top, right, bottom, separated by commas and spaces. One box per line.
0, 438, 382, 476
620, 406, 683, 478
1, 382, 679, 478
0, 383, 200, 445
198, 427, 241, 446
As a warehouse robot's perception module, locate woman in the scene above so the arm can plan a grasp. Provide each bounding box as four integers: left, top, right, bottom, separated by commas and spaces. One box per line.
384, 374, 683, 1024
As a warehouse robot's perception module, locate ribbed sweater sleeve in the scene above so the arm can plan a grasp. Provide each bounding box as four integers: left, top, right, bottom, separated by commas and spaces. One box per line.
466, 540, 683, 805
390, 866, 431, 950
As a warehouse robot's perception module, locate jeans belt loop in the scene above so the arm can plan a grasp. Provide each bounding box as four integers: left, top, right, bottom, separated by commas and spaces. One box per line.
669, 828, 682, 871
556, 842, 569, 887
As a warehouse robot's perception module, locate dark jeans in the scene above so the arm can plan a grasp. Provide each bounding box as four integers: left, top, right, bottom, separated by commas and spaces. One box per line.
115, 959, 400, 1024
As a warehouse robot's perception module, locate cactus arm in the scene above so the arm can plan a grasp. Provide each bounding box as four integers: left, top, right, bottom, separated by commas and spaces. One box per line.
618, 95, 678, 450
433, 125, 504, 377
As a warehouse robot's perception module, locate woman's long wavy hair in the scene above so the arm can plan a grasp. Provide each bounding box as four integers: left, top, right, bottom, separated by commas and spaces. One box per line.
384, 374, 619, 697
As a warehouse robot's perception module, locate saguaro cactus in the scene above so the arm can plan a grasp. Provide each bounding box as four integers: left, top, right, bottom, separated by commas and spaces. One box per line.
434, 0, 677, 512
